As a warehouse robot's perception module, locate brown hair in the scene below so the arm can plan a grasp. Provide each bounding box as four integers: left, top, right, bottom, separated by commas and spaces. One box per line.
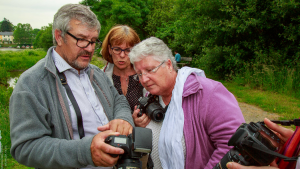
101, 25, 140, 63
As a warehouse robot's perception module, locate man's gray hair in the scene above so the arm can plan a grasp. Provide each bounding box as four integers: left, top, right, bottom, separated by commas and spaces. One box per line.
52, 4, 101, 45
129, 37, 178, 71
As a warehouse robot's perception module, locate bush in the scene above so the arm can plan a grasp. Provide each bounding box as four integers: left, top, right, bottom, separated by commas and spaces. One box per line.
0, 49, 46, 71
0, 67, 10, 85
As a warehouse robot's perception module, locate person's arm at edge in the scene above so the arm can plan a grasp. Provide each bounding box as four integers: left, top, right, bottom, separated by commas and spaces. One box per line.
9, 91, 95, 168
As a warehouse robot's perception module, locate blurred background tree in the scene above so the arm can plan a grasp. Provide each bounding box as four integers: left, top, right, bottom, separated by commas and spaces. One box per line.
0, 18, 14, 32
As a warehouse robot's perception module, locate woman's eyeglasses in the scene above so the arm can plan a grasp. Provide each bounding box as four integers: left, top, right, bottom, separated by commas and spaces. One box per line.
137, 61, 165, 78
111, 47, 131, 55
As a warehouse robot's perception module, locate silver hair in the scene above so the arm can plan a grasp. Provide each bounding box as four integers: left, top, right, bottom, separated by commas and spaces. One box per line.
129, 37, 178, 71
52, 4, 101, 45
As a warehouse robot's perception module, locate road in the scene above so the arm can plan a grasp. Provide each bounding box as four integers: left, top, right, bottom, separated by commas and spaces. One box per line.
239, 102, 280, 123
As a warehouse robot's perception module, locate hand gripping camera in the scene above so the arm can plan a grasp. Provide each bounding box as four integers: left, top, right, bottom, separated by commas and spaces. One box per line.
137, 94, 166, 122
105, 127, 152, 169
213, 119, 300, 169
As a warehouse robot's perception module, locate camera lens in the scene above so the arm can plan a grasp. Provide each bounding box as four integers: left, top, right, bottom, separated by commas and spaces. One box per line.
153, 110, 164, 122
146, 102, 165, 122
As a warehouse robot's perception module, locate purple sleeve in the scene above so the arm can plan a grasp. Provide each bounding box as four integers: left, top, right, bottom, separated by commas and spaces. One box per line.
204, 82, 245, 168
183, 76, 245, 169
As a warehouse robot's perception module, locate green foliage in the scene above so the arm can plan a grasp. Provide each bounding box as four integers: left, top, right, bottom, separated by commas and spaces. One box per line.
13, 23, 34, 44
0, 86, 13, 108
80, 0, 152, 40
0, 18, 14, 32
33, 24, 53, 50
0, 66, 10, 86
90, 56, 105, 68
145, 0, 175, 43
0, 49, 46, 71
148, 0, 300, 98
196, 0, 299, 77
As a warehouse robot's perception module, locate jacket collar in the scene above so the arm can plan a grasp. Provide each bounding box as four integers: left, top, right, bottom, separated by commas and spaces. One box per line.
182, 72, 203, 97
44, 46, 91, 76
44, 46, 57, 76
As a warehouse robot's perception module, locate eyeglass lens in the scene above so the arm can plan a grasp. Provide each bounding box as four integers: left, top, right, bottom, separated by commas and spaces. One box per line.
77, 39, 101, 48
67, 32, 101, 48
112, 47, 131, 55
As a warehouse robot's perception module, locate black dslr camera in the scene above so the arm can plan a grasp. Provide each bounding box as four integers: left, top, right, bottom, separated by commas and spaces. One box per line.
137, 94, 166, 122
213, 119, 300, 169
105, 127, 152, 169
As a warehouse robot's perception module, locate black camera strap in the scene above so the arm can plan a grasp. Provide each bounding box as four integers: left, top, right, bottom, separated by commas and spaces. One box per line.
57, 70, 85, 139
242, 139, 299, 162
271, 119, 300, 126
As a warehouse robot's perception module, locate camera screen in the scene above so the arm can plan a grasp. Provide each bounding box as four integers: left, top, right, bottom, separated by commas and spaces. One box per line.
114, 137, 127, 144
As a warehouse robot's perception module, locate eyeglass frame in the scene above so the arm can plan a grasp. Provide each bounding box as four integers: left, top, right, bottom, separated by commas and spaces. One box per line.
137, 60, 166, 78
110, 47, 131, 55
66, 31, 102, 48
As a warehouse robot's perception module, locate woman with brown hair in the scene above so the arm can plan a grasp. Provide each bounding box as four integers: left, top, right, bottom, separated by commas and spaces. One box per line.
101, 25, 143, 111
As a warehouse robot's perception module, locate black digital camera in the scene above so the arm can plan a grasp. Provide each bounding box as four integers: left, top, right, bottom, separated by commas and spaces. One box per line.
213, 120, 300, 169
105, 127, 152, 169
137, 94, 166, 122
213, 122, 284, 168
137, 94, 165, 122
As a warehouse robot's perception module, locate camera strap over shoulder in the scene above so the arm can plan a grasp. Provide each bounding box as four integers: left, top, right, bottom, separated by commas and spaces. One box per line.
57, 69, 85, 139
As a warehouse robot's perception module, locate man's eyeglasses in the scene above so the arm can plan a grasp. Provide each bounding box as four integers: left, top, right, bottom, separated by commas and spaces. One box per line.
111, 47, 131, 55
137, 61, 165, 78
66, 31, 102, 49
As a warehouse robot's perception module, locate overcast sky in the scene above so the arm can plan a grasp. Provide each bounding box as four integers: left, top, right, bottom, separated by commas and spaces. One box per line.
0, 0, 82, 30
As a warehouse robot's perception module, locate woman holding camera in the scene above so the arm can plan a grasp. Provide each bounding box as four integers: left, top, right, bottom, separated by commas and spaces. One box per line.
129, 37, 245, 169
101, 25, 143, 111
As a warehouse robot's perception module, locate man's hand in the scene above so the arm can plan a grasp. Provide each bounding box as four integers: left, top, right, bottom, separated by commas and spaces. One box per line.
132, 105, 151, 128
226, 162, 279, 169
90, 130, 124, 167
98, 119, 132, 136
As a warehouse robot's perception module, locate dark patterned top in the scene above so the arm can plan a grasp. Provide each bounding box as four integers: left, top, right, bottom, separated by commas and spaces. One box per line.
112, 74, 143, 111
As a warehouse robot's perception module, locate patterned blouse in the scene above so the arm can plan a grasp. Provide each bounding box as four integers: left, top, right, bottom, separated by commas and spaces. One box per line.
112, 74, 144, 111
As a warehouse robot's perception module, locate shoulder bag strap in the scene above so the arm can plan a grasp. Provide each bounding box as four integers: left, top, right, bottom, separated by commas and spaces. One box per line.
57, 70, 85, 139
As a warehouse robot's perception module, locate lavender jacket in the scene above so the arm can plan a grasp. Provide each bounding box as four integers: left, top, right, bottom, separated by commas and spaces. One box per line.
182, 74, 245, 169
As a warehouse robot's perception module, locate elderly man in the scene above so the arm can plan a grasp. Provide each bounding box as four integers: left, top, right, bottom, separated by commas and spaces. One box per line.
9, 4, 133, 169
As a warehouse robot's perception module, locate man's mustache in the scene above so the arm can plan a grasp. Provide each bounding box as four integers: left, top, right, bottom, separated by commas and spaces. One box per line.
77, 51, 93, 58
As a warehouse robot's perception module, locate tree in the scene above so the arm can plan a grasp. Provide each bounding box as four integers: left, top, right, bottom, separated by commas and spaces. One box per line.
33, 24, 53, 50
13, 23, 33, 44
32, 29, 40, 39
80, 0, 152, 40
0, 18, 14, 32
145, 0, 175, 39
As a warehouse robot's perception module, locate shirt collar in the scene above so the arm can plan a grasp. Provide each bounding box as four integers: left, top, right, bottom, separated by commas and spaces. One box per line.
52, 48, 89, 74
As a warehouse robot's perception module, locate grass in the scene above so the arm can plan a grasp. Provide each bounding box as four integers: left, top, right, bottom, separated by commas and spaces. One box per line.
221, 80, 300, 120
0, 49, 46, 71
